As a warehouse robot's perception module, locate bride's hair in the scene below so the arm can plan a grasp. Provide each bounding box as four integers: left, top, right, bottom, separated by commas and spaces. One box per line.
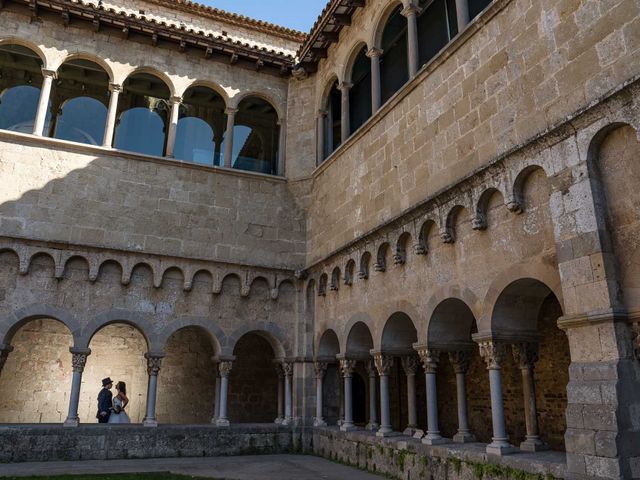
116, 381, 127, 395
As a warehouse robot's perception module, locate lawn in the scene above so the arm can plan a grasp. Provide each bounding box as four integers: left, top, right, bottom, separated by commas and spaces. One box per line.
1, 474, 221, 480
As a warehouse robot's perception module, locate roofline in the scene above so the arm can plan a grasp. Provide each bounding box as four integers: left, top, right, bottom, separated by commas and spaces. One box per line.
145, 0, 309, 43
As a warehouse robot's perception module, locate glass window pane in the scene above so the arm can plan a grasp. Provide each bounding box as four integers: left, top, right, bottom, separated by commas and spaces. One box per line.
380, 7, 409, 103
115, 107, 166, 156
232, 97, 279, 175
417, 0, 451, 67
0, 85, 43, 133
54, 96, 107, 145
174, 117, 215, 165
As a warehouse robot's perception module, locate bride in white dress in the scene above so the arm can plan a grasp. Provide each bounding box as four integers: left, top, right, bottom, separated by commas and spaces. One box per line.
108, 381, 131, 424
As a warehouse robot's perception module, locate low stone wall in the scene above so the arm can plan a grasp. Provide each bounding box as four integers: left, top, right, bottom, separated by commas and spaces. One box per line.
311, 427, 566, 480
0, 424, 302, 463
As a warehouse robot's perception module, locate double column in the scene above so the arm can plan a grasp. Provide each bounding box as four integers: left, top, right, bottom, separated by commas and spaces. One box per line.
215, 359, 234, 427
448, 350, 476, 443
211, 361, 221, 423
278, 360, 294, 426
365, 360, 379, 430
401, 4, 420, 78
372, 351, 395, 437
401, 355, 420, 436
63, 348, 91, 427
143, 352, 165, 427
275, 362, 285, 424
416, 347, 446, 445
313, 361, 328, 427
338, 355, 358, 431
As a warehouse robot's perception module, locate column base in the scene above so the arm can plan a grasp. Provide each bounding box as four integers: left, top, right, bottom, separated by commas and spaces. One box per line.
412, 429, 425, 439
403, 426, 419, 436
520, 438, 549, 452
422, 434, 448, 445
486, 441, 516, 456
337, 418, 344, 426
215, 418, 230, 427
376, 427, 400, 438
274, 417, 284, 425
366, 422, 379, 431
313, 418, 327, 427
340, 423, 359, 432
63, 417, 79, 428
281, 417, 293, 426
143, 418, 158, 427
453, 431, 477, 443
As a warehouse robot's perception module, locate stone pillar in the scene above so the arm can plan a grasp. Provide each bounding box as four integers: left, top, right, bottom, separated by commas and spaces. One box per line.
454, 0, 470, 32
367, 47, 383, 112
339, 82, 351, 141
373, 352, 396, 437
277, 118, 286, 176
143, 353, 164, 427
338, 376, 345, 426
281, 361, 294, 426
416, 347, 447, 445
365, 360, 379, 430
316, 110, 326, 165
223, 108, 238, 168
313, 362, 328, 426
478, 340, 515, 455
165, 95, 182, 158
274, 362, 284, 424
401, 355, 420, 436
215, 360, 233, 427
512, 342, 548, 452
448, 350, 476, 443
211, 367, 221, 423
63, 348, 91, 427
339, 357, 358, 431
401, 4, 420, 77
102, 83, 122, 147
33, 69, 56, 136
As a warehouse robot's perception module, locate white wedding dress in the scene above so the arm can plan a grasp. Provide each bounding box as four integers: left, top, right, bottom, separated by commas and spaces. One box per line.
107, 396, 131, 424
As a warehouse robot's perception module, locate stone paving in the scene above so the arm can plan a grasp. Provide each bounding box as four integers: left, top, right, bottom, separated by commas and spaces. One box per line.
0, 455, 383, 479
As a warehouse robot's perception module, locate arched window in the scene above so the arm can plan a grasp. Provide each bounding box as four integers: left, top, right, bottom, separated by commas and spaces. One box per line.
322, 79, 341, 160
417, 0, 457, 68
0, 44, 48, 133
174, 85, 226, 166
349, 46, 372, 135
229, 96, 279, 175
380, 5, 409, 103
115, 73, 170, 157
50, 59, 110, 145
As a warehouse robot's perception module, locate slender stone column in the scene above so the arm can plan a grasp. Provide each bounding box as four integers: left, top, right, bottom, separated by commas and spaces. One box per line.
63, 348, 91, 427
33, 69, 56, 136
274, 362, 285, 424
339, 357, 358, 431
513, 342, 548, 452
316, 110, 326, 165
143, 353, 164, 427
0, 345, 13, 377
401, 4, 420, 77
448, 350, 476, 443
211, 367, 221, 423
365, 360, 379, 430
313, 362, 328, 426
223, 108, 238, 168
339, 82, 352, 141
102, 83, 122, 147
215, 360, 233, 427
373, 352, 396, 437
338, 376, 345, 426
454, 0, 470, 33
367, 47, 383, 112
281, 361, 294, 426
401, 355, 420, 436
416, 347, 447, 445
478, 340, 515, 455
277, 118, 286, 175
165, 95, 182, 158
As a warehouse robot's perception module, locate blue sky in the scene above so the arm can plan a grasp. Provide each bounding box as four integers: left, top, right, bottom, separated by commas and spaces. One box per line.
200, 1, 327, 32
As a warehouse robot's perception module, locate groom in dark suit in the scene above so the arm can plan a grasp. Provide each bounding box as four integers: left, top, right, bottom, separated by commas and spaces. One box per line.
97, 377, 113, 423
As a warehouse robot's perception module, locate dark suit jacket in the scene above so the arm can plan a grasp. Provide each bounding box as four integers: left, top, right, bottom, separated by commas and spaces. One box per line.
97, 388, 113, 423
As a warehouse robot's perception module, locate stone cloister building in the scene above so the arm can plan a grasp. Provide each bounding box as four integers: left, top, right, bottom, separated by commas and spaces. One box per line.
0, 0, 638, 478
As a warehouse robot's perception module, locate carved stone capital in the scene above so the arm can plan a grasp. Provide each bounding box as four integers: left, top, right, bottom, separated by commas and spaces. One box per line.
281, 361, 294, 377
401, 355, 420, 376
109, 83, 123, 93
41, 68, 57, 79
70, 349, 91, 373
339, 358, 357, 378
366, 47, 383, 58
506, 196, 523, 214
313, 361, 328, 379
294, 269, 308, 280
365, 359, 377, 377
273, 361, 284, 378
448, 350, 471, 374
224, 107, 239, 116
145, 353, 164, 376
372, 353, 393, 376
218, 360, 233, 378
471, 213, 487, 231
512, 342, 539, 370
339, 81, 353, 92
291, 66, 308, 80
478, 341, 507, 370
416, 347, 440, 374
440, 227, 455, 244
414, 243, 427, 255
401, 4, 419, 17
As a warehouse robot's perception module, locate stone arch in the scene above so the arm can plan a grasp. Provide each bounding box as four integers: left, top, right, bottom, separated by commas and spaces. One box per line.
444, 204, 468, 243
157, 316, 224, 354
416, 218, 437, 254
306, 278, 317, 307
26, 250, 57, 275
159, 266, 185, 290
344, 258, 356, 285
318, 272, 328, 296
189, 268, 214, 292
231, 90, 285, 122
330, 267, 341, 291
343, 317, 374, 358
475, 187, 505, 229
359, 251, 372, 279
370, 0, 405, 48
0, 304, 82, 347
341, 40, 370, 84
224, 324, 289, 358
381, 312, 418, 354
96, 259, 124, 283
179, 79, 229, 107
79, 309, 155, 351
55, 52, 115, 83
249, 276, 271, 299
479, 264, 562, 333
120, 66, 176, 97
317, 328, 340, 360
375, 242, 390, 272
374, 300, 424, 350
60, 254, 90, 280
0, 38, 47, 67
509, 164, 548, 213
395, 231, 412, 264
424, 284, 481, 329
426, 298, 477, 348
318, 73, 341, 113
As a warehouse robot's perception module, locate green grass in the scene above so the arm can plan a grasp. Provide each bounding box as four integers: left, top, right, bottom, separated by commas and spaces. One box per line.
2, 474, 223, 480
